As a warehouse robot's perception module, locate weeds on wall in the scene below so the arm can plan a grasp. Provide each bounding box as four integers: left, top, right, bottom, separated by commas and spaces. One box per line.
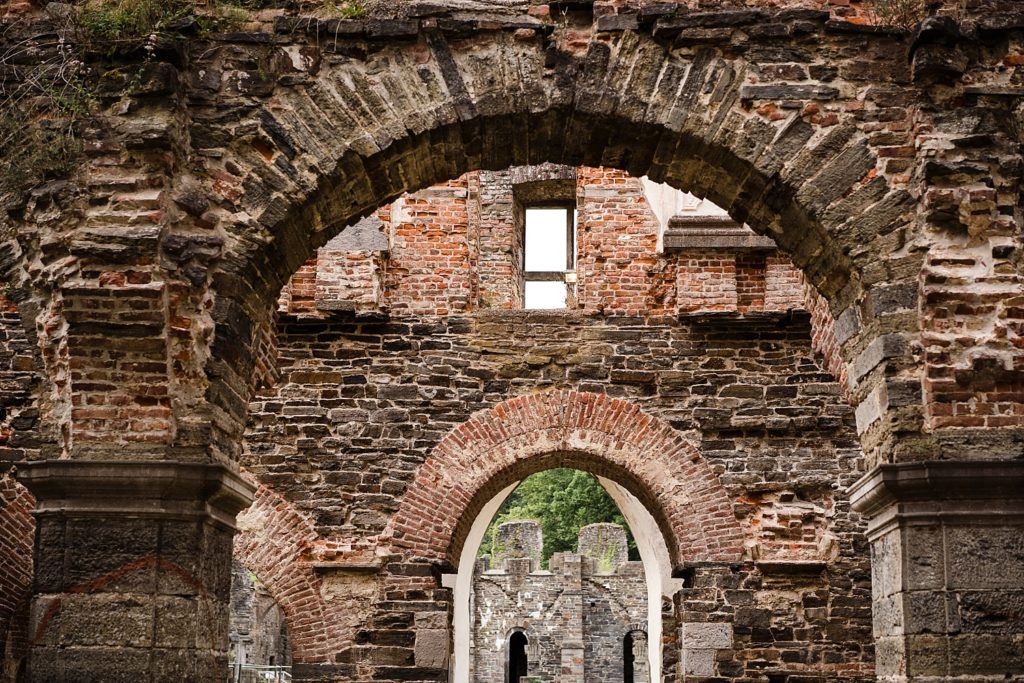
864, 0, 966, 31
320, 0, 366, 19
0, 24, 94, 198
0, 0, 256, 202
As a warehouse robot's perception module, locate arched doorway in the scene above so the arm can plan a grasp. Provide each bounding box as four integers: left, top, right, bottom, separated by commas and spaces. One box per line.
507, 631, 528, 683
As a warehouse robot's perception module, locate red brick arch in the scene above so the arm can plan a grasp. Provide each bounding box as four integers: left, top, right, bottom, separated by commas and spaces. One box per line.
233, 484, 344, 664
387, 390, 744, 569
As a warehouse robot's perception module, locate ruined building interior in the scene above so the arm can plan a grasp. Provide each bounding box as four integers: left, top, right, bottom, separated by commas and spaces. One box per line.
1, 0, 1024, 681
470, 520, 651, 683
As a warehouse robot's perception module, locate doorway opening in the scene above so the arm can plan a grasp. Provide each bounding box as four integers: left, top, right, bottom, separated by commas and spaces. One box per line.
451, 467, 673, 683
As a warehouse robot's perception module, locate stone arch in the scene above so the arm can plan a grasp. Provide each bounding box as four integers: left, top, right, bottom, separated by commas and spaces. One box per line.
189, 20, 919, 464
386, 389, 744, 570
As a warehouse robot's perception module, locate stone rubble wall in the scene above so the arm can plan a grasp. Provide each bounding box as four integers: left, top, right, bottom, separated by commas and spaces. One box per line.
472, 523, 647, 683
243, 309, 872, 679
228, 561, 291, 669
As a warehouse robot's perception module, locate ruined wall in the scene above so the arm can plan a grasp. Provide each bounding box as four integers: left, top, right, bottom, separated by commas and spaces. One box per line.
279, 166, 808, 320
228, 561, 291, 670
472, 522, 647, 683
244, 307, 871, 679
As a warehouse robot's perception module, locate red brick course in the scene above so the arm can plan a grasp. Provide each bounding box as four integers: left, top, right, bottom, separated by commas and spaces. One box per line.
233, 485, 332, 663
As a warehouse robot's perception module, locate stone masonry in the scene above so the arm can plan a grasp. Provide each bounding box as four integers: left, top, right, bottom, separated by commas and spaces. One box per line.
471, 521, 648, 683
2, 0, 1024, 681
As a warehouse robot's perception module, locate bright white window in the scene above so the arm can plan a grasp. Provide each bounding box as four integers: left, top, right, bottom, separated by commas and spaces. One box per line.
524, 207, 575, 309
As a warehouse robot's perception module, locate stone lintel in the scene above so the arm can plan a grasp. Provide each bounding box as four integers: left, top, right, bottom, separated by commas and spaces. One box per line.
15, 459, 256, 531
755, 560, 827, 576
849, 460, 1024, 538
662, 215, 777, 252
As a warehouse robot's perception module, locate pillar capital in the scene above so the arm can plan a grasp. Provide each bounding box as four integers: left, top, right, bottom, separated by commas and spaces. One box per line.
849, 459, 1024, 538
16, 460, 255, 531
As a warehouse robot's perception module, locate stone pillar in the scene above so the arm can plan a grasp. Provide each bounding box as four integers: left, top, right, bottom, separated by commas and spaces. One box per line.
850, 461, 1024, 682
555, 554, 584, 683
494, 520, 543, 572
17, 460, 254, 683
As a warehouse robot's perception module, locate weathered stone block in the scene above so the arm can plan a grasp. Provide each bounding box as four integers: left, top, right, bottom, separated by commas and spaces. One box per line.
414, 628, 449, 669
681, 622, 733, 649
947, 526, 1024, 589
682, 647, 716, 676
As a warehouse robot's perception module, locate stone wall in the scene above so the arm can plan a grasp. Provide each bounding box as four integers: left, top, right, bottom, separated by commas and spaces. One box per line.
243, 306, 872, 679
471, 522, 648, 683
4, 1, 1024, 680
228, 561, 291, 671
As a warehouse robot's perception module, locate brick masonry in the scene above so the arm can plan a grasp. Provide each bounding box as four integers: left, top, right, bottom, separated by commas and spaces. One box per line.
238, 307, 871, 679
2, 0, 1024, 680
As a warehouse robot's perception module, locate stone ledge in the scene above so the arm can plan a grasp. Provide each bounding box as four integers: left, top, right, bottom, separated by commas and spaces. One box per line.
849, 460, 1024, 536
15, 460, 256, 530
662, 215, 777, 252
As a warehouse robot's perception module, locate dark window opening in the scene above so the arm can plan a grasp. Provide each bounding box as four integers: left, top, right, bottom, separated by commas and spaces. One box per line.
508, 631, 529, 683
524, 205, 576, 309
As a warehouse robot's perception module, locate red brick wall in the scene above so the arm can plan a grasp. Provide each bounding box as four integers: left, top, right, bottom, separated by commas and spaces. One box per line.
279, 258, 318, 315
574, 168, 671, 316
765, 255, 806, 312
477, 171, 523, 309
385, 182, 475, 316
63, 279, 174, 447
804, 279, 849, 393
677, 253, 738, 313
278, 168, 817, 333
388, 390, 745, 567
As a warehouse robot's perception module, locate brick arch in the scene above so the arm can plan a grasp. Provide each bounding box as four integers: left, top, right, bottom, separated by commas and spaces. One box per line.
192, 21, 920, 463
0, 471, 34, 677
233, 484, 351, 664
386, 390, 744, 569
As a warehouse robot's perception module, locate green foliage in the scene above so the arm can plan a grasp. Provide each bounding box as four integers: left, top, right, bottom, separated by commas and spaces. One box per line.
321, 0, 367, 19
481, 469, 639, 566
0, 27, 95, 196
77, 0, 193, 46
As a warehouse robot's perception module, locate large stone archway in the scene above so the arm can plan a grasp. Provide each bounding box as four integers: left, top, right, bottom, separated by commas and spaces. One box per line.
3, 2, 1024, 681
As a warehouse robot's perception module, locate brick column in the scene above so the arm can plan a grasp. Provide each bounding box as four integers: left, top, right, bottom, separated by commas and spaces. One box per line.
850, 461, 1024, 682
17, 461, 254, 682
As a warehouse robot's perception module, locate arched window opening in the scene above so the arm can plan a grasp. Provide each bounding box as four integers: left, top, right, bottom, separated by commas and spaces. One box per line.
508, 631, 529, 683
455, 468, 667, 683
623, 629, 649, 683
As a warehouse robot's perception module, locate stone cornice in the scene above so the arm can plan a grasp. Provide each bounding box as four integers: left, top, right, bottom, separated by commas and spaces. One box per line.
15, 460, 256, 531
848, 460, 1024, 537
662, 216, 778, 252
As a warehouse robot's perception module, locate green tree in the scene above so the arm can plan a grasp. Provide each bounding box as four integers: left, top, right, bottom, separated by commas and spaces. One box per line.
481, 469, 639, 566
